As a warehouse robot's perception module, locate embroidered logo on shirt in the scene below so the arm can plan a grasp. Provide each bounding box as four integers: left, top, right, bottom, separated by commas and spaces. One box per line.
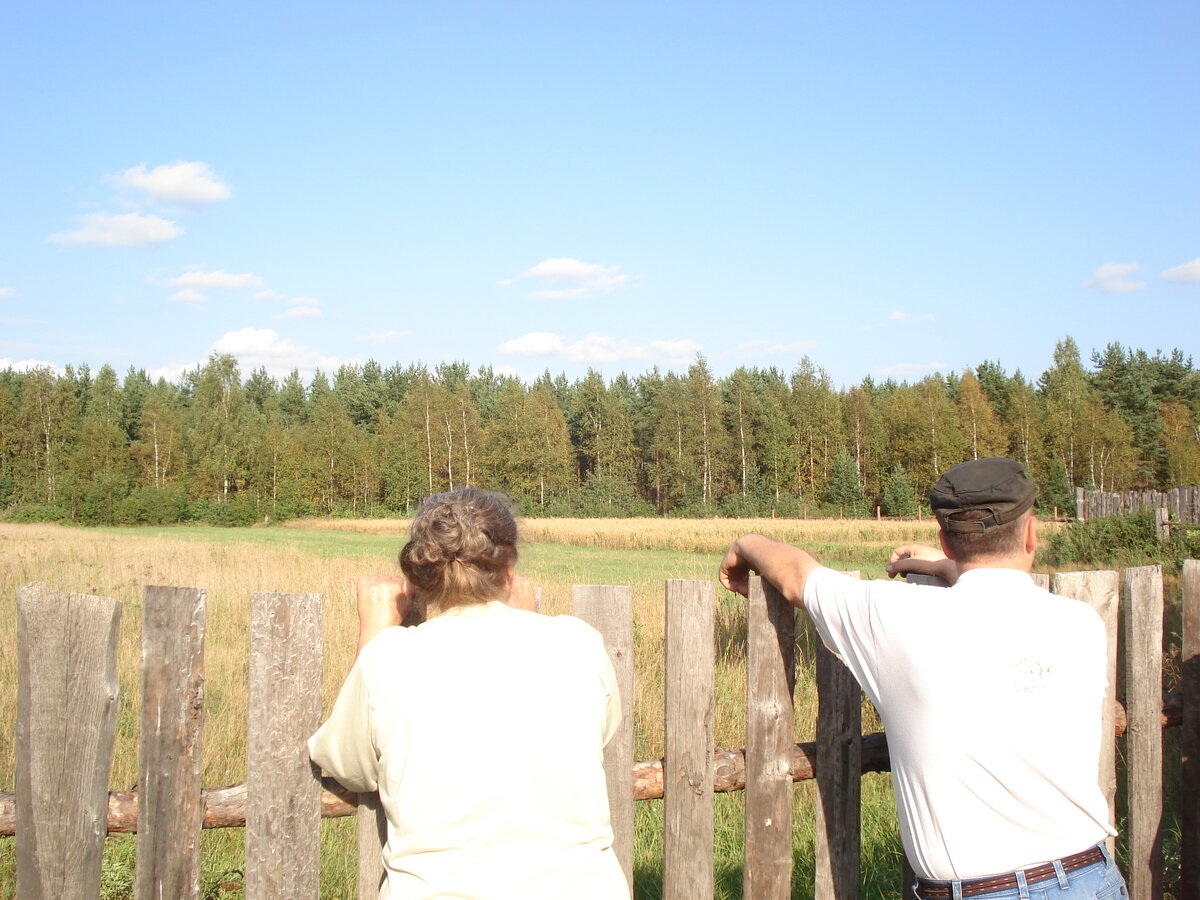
1011, 657, 1051, 692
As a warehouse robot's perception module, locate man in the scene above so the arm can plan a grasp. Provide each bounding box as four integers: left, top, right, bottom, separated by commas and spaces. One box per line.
719, 457, 1127, 899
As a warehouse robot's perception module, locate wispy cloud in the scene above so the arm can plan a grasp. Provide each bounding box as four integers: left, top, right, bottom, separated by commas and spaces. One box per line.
255, 289, 285, 301
1161, 258, 1200, 284
360, 330, 409, 344
112, 161, 230, 206
510, 257, 634, 300
156, 268, 266, 290
1084, 262, 1146, 294
48, 212, 183, 247
0, 287, 17, 298
169, 289, 207, 303
275, 297, 322, 320
498, 331, 700, 365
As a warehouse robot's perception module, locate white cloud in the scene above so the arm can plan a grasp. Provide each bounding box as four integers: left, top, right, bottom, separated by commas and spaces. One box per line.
888, 311, 908, 321
872, 361, 948, 378
0, 287, 17, 298
0, 357, 60, 373
360, 330, 409, 344
113, 161, 230, 206
157, 268, 265, 289
169, 289, 207, 303
498, 331, 701, 365
290, 296, 321, 306
1161, 258, 1200, 284
48, 212, 183, 247
514, 257, 633, 299
255, 289, 285, 301
1084, 262, 1146, 294
210, 327, 342, 377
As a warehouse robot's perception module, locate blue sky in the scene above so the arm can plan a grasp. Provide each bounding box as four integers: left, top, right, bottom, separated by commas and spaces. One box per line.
2, 1, 1197, 389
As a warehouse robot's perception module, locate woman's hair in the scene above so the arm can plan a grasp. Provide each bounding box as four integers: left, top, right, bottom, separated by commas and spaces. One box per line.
399, 487, 518, 610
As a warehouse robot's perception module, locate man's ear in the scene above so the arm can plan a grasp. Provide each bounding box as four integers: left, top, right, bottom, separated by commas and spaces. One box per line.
938, 529, 954, 560
1024, 514, 1038, 555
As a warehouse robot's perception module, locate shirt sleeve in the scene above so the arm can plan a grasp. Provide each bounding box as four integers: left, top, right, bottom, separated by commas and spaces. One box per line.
600, 649, 621, 748
307, 654, 379, 793
802, 566, 886, 705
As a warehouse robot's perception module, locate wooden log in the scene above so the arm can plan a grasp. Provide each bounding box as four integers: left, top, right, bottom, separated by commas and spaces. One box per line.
663, 579, 714, 900
1052, 570, 1120, 853
245, 592, 323, 900
137, 586, 207, 900
1183, 560, 1200, 899
573, 584, 636, 893
743, 576, 796, 900
15, 583, 121, 900
1122, 566, 1163, 900
815, 573, 861, 900
0, 691, 1180, 839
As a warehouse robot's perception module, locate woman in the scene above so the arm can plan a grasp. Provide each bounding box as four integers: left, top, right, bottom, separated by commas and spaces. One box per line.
309, 487, 629, 900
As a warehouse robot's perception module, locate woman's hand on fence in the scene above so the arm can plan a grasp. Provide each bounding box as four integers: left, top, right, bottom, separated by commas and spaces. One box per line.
885, 544, 958, 585
356, 575, 412, 654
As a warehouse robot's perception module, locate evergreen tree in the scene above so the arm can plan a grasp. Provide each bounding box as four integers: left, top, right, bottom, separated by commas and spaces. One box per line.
881, 464, 919, 516
822, 448, 869, 516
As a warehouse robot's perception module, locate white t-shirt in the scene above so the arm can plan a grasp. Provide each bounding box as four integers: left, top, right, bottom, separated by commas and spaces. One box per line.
803, 566, 1115, 880
309, 601, 629, 900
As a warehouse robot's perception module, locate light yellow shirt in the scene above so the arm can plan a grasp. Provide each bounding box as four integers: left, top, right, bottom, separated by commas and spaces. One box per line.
309, 601, 628, 900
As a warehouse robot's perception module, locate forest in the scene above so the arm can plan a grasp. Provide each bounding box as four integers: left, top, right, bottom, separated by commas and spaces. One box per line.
1, 336, 1198, 526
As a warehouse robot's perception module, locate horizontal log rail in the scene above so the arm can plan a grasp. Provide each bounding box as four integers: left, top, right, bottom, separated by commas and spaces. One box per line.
0, 693, 1178, 838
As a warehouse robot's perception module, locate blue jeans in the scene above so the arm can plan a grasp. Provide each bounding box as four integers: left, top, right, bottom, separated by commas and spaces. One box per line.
914, 845, 1128, 899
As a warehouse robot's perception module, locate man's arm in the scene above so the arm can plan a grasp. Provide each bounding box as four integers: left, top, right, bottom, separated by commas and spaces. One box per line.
884, 543, 959, 586
719, 534, 822, 608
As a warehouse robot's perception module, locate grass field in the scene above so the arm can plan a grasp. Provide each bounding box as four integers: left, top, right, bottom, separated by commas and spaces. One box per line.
1, 516, 1068, 898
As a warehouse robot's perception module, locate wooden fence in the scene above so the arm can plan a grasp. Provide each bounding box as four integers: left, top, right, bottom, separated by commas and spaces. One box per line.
4, 562, 1200, 899
1077, 485, 1200, 524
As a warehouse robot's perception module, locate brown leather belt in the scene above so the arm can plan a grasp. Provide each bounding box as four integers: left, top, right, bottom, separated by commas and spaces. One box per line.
914, 846, 1105, 899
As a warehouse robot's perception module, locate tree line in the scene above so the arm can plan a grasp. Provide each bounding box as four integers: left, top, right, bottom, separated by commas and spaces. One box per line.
1, 336, 1198, 526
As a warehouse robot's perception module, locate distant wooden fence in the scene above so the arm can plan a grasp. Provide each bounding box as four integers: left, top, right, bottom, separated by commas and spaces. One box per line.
1077, 485, 1200, 525
4, 563, 1200, 899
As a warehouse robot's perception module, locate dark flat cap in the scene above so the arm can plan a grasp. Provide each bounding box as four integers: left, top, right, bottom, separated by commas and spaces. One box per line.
929, 457, 1036, 533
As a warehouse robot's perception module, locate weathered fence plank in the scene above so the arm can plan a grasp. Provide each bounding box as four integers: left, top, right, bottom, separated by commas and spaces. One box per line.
815, 572, 861, 900
1183, 559, 1200, 899
137, 586, 207, 900
663, 579, 714, 900
15, 583, 121, 900
573, 584, 636, 892
1052, 570, 1120, 851
356, 792, 387, 898
1123, 566, 1163, 900
744, 576, 796, 900
245, 592, 324, 900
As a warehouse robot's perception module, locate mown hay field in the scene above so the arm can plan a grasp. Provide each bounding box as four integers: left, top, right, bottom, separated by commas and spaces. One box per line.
2, 516, 1064, 898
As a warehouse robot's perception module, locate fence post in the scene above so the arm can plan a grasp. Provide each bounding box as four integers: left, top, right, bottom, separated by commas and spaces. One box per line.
573, 584, 636, 893
744, 576, 796, 900
815, 572, 862, 900
15, 583, 121, 900
137, 586, 207, 900
1182, 560, 1200, 898
663, 579, 714, 900
1122, 566, 1163, 900
1051, 570, 1119, 851
245, 592, 324, 900
356, 792, 387, 899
